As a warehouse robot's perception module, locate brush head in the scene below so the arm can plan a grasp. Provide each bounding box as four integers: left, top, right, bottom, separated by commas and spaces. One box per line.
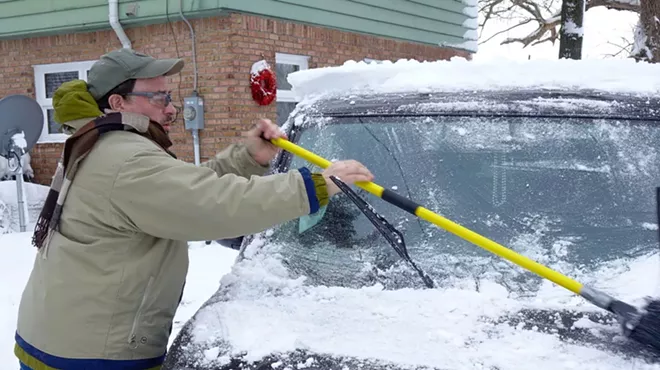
629, 300, 660, 353
613, 299, 660, 355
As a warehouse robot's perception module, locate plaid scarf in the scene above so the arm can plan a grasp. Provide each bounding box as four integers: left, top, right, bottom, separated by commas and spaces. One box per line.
32, 111, 176, 250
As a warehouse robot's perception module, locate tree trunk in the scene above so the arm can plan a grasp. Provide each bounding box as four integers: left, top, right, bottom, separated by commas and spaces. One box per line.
559, 0, 585, 59
632, 0, 660, 63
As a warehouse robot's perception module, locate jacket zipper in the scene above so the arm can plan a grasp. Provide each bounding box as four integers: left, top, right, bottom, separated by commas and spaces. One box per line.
128, 276, 155, 347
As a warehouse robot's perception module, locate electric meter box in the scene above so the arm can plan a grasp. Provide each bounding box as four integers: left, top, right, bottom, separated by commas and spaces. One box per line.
183, 95, 204, 130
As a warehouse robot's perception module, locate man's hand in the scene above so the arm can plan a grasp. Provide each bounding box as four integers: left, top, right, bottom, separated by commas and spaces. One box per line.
322, 160, 374, 196
245, 118, 287, 166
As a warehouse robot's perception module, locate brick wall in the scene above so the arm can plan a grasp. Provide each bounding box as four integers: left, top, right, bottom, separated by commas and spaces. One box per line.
0, 12, 469, 185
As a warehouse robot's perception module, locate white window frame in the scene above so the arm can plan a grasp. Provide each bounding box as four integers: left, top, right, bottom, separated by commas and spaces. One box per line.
33, 60, 96, 143
275, 52, 309, 103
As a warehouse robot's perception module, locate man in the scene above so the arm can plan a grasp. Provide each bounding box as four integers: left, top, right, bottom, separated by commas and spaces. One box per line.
14, 48, 374, 370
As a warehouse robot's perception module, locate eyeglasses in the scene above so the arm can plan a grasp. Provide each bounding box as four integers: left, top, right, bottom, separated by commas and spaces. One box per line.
126, 91, 173, 107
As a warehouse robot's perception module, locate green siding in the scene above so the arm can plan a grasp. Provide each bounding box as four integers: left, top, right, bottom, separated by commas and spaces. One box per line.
0, 0, 477, 52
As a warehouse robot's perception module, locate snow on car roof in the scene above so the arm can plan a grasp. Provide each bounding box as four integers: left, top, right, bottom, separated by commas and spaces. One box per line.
288, 57, 660, 105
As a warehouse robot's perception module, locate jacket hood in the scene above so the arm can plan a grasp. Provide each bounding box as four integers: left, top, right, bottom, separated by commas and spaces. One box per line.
52, 79, 103, 134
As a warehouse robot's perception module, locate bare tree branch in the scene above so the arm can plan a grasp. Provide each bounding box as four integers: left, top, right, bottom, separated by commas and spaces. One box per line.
479, 0, 508, 38
479, 18, 534, 44
478, 0, 641, 50
587, 0, 640, 12
532, 33, 560, 46
605, 37, 634, 57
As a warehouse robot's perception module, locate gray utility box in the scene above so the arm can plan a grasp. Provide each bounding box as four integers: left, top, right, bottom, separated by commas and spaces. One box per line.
183, 94, 204, 130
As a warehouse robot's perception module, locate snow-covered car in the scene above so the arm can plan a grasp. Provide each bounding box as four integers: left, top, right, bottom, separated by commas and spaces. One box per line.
164, 58, 660, 369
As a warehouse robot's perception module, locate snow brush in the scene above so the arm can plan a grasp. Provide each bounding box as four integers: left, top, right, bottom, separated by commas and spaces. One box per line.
262, 134, 660, 355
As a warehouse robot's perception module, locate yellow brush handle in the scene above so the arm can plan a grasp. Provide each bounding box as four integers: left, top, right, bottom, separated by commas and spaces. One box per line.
269, 136, 584, 295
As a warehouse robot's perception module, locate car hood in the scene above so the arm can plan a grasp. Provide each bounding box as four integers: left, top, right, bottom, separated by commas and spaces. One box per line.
164, 234, 660, 370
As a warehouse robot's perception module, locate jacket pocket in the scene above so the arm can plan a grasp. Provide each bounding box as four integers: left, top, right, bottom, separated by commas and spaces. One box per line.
128, 275, 155, 349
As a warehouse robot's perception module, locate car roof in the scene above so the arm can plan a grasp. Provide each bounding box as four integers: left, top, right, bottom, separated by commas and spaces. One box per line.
286, 57, 660, 121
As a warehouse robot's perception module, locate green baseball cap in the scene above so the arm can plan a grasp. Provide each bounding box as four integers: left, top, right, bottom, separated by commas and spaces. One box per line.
87, 48, 184, 100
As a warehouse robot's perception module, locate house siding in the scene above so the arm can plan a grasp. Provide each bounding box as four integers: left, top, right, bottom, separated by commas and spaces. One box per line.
0, 0, 477, 51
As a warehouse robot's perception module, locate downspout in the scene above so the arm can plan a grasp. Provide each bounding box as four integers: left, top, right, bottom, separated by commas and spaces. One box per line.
179, 0, 201, 166
109, 0, 132, 49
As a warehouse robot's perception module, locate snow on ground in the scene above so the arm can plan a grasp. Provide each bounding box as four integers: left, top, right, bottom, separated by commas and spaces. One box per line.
169, 241, 239, 347
0, 232, 39, 370
0, 181, 49, 233
0, 180, 238, 368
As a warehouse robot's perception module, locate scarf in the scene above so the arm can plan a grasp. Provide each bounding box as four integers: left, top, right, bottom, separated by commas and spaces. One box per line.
32, 111, 176, 250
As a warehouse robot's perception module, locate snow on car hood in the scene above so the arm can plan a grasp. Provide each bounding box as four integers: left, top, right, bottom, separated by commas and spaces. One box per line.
287, 57, 660, 107
187, 233, 660, 370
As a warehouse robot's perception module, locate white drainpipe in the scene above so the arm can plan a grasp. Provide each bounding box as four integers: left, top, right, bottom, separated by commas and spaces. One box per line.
108, 0, 132, 49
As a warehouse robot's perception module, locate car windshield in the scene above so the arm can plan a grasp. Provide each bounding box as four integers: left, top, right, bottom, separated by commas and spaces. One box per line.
265, 114, 660, 295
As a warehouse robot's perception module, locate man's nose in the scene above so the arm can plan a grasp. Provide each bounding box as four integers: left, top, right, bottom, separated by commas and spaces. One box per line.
164, 103, 177, 115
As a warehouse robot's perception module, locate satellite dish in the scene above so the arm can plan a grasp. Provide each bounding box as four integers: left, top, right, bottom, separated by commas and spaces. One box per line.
0, 94, 44, 159
0, 94, 44, 233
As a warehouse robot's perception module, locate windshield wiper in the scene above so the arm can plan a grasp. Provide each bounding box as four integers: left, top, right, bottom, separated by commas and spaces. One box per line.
329, 175, 435, 289
358, 118, 428, 236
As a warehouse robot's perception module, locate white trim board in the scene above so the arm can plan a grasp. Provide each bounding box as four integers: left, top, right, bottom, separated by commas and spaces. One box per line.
33, 60, 96, 143
275, 52, 309, 103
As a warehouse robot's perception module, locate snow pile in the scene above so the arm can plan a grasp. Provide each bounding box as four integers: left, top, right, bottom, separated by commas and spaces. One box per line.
288, 57, 660, 105
169, 241, 240, 347
0, 181, 49, 234
184, 233, 660, 370
0, 232, 39, 369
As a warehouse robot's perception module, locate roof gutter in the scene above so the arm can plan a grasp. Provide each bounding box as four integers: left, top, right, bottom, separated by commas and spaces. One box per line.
108, 0, 131, 49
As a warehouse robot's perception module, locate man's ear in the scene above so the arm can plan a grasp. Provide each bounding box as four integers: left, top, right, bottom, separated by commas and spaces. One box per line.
107, 94, 125, 111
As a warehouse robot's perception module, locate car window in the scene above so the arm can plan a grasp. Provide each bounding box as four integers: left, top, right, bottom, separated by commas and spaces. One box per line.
266, 115, 660, 293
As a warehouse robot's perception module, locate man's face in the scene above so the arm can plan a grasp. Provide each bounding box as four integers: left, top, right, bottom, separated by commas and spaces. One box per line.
119, 76, 177, 133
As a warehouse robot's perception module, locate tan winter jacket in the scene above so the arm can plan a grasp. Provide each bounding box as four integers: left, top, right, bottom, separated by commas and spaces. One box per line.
14, 116, 325, 370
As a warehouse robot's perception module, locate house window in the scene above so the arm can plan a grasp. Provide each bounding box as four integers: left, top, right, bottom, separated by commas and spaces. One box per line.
33, 60, 96, 143
275, 53, 309, 126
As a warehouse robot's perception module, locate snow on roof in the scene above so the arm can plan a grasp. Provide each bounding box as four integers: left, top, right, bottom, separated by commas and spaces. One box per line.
288, 57, 660, 105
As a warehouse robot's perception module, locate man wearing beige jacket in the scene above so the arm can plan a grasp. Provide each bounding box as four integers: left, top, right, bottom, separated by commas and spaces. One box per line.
14, 48, 373, 370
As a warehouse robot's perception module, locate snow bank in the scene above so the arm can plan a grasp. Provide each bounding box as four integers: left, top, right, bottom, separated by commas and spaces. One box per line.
288, 58, 660, 104
0, 181, 49, 234
0, 232, 37, 370
169, 241, 240, 347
